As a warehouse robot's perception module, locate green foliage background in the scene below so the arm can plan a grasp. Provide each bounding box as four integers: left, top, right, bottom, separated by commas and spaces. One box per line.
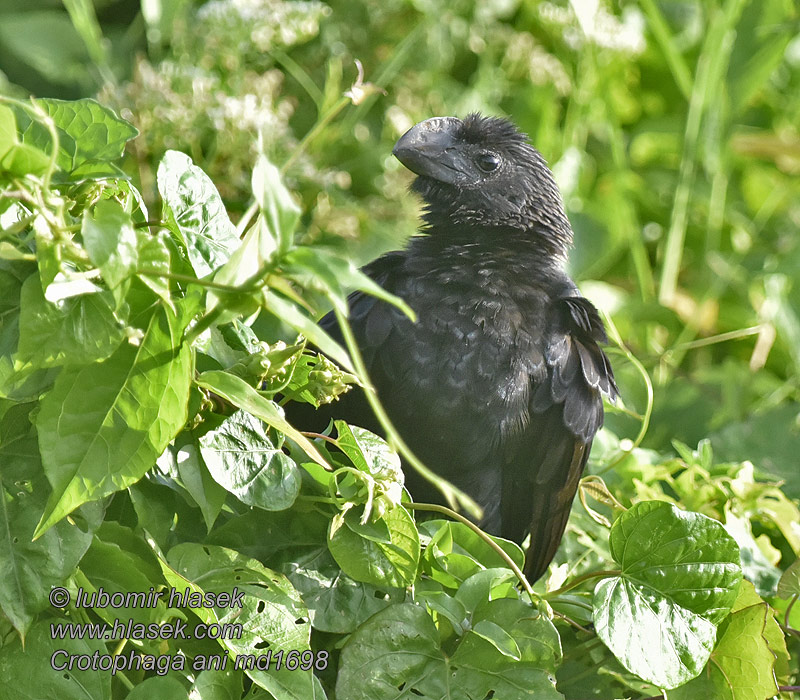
1, 0, 800, 698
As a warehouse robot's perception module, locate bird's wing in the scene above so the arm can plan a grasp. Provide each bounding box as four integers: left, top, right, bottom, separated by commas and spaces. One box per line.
320, 251, 407, 348
504, 295, 617, 581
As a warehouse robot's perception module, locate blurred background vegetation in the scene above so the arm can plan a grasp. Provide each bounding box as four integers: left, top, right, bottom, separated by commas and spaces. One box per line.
2, 0, 799, 494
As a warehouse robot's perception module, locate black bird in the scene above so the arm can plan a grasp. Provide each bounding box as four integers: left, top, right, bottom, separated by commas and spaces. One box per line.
303, 114, 617, 581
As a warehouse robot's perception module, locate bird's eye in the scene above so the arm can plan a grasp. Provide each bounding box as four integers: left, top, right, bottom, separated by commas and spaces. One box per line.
476, 152, 500, 173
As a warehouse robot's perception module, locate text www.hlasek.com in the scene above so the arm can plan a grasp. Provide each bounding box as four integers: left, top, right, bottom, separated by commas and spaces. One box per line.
50, 617, 242, 641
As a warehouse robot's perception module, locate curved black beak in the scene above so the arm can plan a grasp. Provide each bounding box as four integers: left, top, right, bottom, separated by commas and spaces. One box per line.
393, 117, 469, 185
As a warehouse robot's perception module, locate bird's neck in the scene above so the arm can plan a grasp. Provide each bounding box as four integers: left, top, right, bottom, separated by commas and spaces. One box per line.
411, 220, 570, 274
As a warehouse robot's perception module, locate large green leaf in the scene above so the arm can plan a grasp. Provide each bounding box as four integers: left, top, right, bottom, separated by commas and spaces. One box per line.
34, 305, 192, 537
14, 98, 137, 180
198, 409, 301, 510
157, 150, 240, 277
593, 501, 742, 689
336, 602, 563, 699
284, 547, 404, 634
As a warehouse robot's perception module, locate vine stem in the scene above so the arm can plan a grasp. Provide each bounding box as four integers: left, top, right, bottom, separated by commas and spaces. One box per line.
595, 309, 653, 474
332, 306, 481, 520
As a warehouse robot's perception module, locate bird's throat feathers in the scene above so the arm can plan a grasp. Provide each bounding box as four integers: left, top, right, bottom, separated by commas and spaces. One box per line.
413, 176, 573, 267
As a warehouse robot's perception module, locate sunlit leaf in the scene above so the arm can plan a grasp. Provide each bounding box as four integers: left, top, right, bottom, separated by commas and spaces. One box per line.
593, 501, 742, 689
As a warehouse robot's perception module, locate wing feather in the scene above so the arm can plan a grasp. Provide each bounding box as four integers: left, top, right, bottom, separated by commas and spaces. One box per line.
503, 294, 616, 580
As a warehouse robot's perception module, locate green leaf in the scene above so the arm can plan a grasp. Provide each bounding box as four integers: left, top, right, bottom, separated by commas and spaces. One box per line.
470, 619, 521, 659
461, 598, 562, 674
198, 409, 301, 510
17, 274, 125, 368
454, 568, 521, 612
190, 669, 243, 700
125, 677, 188, 700
336, 603, 562, 699
729, 580, 791, 685
157, 150, 240, 277
79, 536, 171, 627
284, 547, 404, 634
334, 421, 403, 502
328, 504, 420, 587
281, 246, 415, 321
252, 153, 300, 255
593, 501, 742, 689
82, 199, 138, 288
210, 215, 276, 306
173, 442, 227, 531
723, 506, 781, 597
416, 589, 469, 635
196, 369, 328, 467
34, 305, 192, 537
263, 290, 355, 373
777, 557, 800, 598
15, 98, 137, 181
137, 229, 174, 310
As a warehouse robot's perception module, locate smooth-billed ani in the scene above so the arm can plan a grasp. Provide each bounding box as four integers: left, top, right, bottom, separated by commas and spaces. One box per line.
297, 114, 617, 581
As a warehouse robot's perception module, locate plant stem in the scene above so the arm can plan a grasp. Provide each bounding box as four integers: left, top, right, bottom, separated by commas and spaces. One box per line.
596, 312, 653, 473
332, 306, 482, 520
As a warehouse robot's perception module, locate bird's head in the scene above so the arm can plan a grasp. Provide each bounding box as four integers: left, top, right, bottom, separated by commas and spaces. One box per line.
393, 114, 572, 259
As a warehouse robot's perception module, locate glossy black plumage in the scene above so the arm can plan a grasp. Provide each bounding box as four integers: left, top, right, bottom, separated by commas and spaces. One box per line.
302, 114, 617, 581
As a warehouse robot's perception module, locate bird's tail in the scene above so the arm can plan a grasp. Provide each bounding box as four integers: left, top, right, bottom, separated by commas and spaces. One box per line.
523, 441, 589, 582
